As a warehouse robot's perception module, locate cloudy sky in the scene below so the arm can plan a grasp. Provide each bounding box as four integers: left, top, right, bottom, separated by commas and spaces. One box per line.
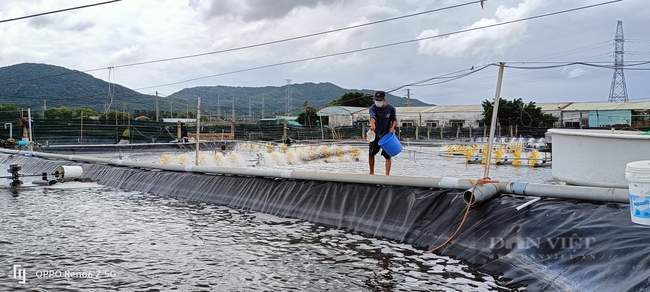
1, 0, 648, 106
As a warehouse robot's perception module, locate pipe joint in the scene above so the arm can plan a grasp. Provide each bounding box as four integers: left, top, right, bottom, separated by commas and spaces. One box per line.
463, 183, 500, 206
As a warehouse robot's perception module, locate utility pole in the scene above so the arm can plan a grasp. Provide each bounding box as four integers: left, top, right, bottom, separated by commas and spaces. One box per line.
232, 96, 236, 120
262, 96, 265, 118
406, 89, 411, 107
608, 20, 629, 102
231, 96, 236, 140
155, 91, 159, 122
217, 94, 221, 120
285, 79, 292, 116
115, 103, 118, 143
484, 62, 506, 179
80, 112, 83, 145
195, 97, 201, 166
248, 96, 252, 122
42, 100, 46, 118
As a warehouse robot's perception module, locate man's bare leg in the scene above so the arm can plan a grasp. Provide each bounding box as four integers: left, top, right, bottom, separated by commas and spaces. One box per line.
385, 158, 392, 175
369, 156, 375, 175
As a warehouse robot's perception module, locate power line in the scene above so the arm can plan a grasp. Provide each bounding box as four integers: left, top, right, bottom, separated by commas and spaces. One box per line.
385, 59, 650, 101
502, 61, 650, 70
108, 0, 485, 70
133, 0, 623, 91
1, 0, 622, 92
335, 21, 618, 94
0, 0, 123, 24
4, 59, 647, 109
0, 0, 482, 88
386, 64, 493, 92
1, 0, 635, 108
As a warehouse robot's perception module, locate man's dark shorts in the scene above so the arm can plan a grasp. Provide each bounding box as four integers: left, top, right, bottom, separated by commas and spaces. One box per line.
369, 135, 391, 159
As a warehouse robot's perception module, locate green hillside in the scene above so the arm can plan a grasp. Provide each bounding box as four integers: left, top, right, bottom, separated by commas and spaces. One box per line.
0, 63, 159, 113
0, 63, 430, 119
169, 83, 428, 118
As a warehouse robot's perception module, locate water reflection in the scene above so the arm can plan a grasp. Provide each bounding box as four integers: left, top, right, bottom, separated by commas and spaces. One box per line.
0, 188, 516, 291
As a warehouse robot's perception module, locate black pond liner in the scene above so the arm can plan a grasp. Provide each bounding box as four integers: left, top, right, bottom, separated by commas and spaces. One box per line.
5, 154, 650, 292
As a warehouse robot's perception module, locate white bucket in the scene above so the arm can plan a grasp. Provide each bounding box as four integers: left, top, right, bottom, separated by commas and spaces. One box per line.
54, 165, 84, 180
625, 160, 650, 225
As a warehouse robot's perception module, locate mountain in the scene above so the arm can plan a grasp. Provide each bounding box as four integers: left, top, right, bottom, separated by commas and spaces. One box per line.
169, 83, 429, 118
0, 63, 158, 113
0, 63, 430, 118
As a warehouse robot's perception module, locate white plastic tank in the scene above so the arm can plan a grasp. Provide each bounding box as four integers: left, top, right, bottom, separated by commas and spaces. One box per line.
625, 160, 650, 225
54, 166, 83, 181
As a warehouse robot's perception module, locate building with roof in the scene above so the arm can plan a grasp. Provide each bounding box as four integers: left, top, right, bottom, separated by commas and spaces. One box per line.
317, 106, 367, 127
558, 101, 650, 128
350, 105, 485, 128
162, 118, 197, 123
317, 101, 650, 130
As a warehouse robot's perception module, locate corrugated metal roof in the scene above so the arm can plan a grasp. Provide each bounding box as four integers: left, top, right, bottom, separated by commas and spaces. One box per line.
536, 102, 573, 110
317, 106, 367, 116
396, 106, 438, 114
347, 101, 650, 117
352, 108, 369, 115
426, 105, 483, 112
564, 101, 650, 111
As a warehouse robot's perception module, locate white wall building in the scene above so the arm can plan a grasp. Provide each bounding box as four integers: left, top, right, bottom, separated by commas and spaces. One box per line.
319, 101, 650, 129
317, 106, 367, 127
162, 118, 197, 123
350, 105, 484, 128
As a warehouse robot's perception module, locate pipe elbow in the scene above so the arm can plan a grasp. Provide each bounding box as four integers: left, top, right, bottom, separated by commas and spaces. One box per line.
463, 183, 500, 206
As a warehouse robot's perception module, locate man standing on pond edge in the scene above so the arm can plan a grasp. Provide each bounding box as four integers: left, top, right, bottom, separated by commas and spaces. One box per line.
368, 90, 397, 175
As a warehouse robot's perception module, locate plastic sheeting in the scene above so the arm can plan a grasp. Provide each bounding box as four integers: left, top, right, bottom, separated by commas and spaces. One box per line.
5, 155, 650, 291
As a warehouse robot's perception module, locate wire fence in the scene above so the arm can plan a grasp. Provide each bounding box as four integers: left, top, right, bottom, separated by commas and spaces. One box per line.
0, 118, 550, 145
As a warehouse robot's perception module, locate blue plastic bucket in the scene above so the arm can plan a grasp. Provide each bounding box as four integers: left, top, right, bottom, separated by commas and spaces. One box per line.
378, 132, 403, 157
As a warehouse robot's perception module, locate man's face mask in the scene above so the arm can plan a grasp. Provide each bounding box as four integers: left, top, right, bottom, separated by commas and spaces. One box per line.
375, 100, 384, 107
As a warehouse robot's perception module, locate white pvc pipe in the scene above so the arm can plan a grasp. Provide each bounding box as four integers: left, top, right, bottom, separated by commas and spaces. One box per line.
502, 182, 628, 203
0, 149, 629, 203
464, 184, 499, 206
4, 123, 12, 138
515, 197, 542, 211
54, 165, 83, 180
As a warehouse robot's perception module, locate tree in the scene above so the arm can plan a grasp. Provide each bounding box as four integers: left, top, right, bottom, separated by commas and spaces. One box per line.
482, 98, 558, 128
328, 92, 373, 107
73, 107, 99, 118
104, 110, 132, 120
44, 106, 73, 119
297, 106, 319, 127
0, 104, 20, 121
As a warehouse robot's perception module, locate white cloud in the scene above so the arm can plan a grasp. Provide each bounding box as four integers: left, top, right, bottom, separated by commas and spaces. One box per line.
108, 45, 147, 65
203, 0, 344, 21
565, 67, 587, 78
416, 0, 545, 58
